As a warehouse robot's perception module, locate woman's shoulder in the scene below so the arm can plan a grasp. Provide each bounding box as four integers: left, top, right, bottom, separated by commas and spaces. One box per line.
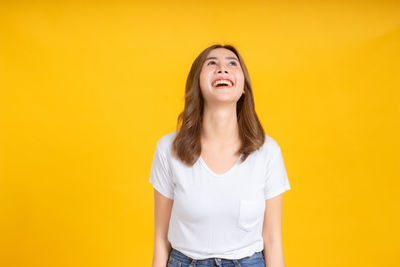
155, 130, 178, 154
260, 134, 283, 158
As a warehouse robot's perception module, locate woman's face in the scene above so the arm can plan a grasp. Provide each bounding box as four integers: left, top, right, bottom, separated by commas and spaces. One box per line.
199, 48, 245, 105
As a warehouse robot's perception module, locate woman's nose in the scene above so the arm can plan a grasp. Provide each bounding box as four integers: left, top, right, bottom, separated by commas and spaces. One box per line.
217, 69, 228, 73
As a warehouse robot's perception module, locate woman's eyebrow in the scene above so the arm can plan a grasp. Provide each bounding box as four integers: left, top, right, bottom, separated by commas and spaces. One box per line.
205, 56, 239, 61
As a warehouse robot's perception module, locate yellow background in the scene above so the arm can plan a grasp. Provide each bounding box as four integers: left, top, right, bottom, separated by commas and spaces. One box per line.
0, 1, 399, 266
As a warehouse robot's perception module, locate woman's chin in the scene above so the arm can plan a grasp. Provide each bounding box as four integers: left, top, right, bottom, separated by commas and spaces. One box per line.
211, 94, 242, 103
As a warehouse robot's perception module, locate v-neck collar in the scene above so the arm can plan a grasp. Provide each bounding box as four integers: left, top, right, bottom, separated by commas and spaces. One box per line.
198, 154, 243, 177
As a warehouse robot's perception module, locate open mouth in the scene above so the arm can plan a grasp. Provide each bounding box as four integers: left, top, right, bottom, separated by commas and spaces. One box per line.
212, 79, 234, 88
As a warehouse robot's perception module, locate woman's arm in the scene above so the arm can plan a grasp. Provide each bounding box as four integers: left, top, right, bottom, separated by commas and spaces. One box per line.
151, 189, 174, 267
262, 193, 287, 267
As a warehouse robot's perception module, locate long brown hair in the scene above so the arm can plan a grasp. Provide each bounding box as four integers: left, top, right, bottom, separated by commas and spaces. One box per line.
172, 43, 266, 166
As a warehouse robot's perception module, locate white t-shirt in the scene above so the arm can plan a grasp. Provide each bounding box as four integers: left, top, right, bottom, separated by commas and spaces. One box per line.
149, 130, 291, 260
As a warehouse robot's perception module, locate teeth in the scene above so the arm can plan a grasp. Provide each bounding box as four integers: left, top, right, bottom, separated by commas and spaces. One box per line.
213, 79, 233, 87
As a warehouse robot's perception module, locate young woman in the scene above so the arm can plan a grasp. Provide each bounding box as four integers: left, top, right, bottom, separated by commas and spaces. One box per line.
150, 44, 291, 267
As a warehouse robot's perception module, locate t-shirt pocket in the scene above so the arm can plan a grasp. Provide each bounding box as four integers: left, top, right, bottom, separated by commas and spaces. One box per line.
238, 198, 265, 232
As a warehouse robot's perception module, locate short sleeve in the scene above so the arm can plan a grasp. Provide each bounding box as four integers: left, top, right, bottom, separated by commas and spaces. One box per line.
149, 141, 174, 199
264, 143, 291, 200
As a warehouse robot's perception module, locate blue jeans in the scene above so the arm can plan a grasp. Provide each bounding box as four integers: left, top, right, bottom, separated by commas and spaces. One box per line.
168, 248, 266, 267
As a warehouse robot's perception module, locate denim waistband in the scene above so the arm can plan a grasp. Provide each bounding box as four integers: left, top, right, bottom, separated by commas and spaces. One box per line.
169, 248, 264, 265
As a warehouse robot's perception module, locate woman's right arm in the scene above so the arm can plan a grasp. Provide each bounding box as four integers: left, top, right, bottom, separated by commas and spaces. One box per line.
151, 189, 174, 267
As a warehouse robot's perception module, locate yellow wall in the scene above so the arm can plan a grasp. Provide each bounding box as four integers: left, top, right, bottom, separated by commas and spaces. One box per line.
0, 1, 399, 266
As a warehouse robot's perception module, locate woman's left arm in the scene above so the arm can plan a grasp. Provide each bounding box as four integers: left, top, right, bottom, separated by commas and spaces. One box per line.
262, 193, 287, 267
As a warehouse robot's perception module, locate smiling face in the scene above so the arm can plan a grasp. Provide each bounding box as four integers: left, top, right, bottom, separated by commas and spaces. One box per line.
199, 48, 245, 104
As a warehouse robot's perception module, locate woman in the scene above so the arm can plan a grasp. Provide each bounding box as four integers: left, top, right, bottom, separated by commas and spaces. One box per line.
150, 44, 291, 267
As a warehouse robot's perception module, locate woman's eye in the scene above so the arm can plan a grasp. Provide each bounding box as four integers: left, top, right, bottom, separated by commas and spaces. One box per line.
207, 60, 237, 66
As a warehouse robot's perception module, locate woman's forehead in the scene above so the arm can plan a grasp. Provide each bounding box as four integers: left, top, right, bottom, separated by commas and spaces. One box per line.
207, 48, 238, 59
